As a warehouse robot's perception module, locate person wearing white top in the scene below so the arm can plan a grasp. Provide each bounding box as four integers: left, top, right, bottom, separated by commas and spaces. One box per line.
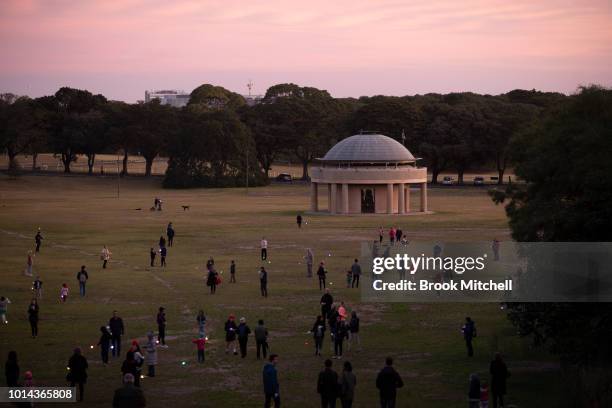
260, 238, 268, 260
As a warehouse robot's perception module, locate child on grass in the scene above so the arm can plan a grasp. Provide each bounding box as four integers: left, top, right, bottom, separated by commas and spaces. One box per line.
60, 283, 69, 303
0, 296, 11, 324
192, 335, 207, 363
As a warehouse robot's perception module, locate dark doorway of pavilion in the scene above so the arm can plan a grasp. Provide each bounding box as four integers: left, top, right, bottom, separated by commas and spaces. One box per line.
361, 188, 375, 213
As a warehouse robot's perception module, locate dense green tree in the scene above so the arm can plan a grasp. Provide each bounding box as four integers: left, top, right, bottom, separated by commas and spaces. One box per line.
491, 86, 612, 406
0, 96, 45, 172
188, 84, 245, 112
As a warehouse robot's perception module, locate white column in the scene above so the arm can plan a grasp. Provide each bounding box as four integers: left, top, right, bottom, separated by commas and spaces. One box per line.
405, 185, 411, 213
386, 183, 394, 214
330, 183, 338, 214
310, 182, 318, 212
342, 183, 349, 214
420, 182, 428, 212
398, 183, 405, 214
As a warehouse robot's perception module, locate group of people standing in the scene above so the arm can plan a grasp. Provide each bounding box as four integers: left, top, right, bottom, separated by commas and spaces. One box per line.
379, 226, 408, 246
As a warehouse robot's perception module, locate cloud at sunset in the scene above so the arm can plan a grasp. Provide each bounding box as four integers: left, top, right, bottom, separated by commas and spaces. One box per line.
1, 0, 610, 101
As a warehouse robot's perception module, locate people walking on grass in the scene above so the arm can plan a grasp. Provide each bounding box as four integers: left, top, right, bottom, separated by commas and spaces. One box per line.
145, 331, 157, 377
109, 311, 125, 358
255, 319, 269, 360
230, 260, 236, 283
160, 246, 167, 267
67, 347, 88, 402
150, 248, 156, 267
261, 237, 268, 260
5, 351, 19, 387
351, 259, 361, 288
237, 317, 252, 358
207, 267, 218, 294
333, 316, 348, 359
166, 222, 175, 247
98, 326, 112, 365
462, 317, 476, 357
192, 334, 207, 363
33, 276, 43, 299
101, 246, 112, 269
317, 359, 339, 408
376, 357, 404, 408
395, 227, 402, 244
35, 229, 43, 253
159, 235, 166, 249
263, 354, 280, 408
25, 251, 34, 277
317, 262, 327, 290
328, 309, 338, 353
468, 373, 481, 408
305, 248, 314, 277
60, 283, 69, 302
297, 214, 302, 228
121, 352, 138, 388
348, 312, 361, 352
312, 315, 326, 356
28, 299, 39, 338
113, 373, 146, 408
260, 267, 268, 297
340, 361, 357, 408
77, 266, 88, 297
379, 227, 384, 244
0, 296, 11, 324
225, 314, 238, 355
130, 340, 144, 383
320, 289, 333, 321
389, 227, 396, 245
197, 310, 206, 337
489, 353, 509, 408
157, 307, 167, 347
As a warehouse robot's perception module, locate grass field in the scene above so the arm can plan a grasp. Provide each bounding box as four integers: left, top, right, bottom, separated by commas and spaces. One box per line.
0, 174, 560, 407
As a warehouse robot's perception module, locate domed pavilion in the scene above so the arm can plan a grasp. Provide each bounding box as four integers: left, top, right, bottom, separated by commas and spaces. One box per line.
309, 133, 429, 215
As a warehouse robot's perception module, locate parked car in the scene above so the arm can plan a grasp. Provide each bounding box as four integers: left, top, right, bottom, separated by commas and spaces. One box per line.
442, 176, 454, 185
473, 176, 485, 185
276, 173, 292, 182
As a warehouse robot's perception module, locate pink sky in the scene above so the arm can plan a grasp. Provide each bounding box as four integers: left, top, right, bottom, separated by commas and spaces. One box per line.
1, 0, 611, 102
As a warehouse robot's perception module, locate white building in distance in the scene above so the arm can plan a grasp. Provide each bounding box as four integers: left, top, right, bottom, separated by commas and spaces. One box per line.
144, 90, 190, 108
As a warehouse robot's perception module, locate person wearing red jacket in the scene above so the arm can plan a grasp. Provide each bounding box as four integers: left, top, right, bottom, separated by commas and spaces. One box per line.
192, 335, 207, 363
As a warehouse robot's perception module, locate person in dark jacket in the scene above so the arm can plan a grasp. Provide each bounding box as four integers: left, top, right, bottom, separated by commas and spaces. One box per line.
462, 317, 476, 357
320, 289, 333, 321
263, 354, 280, 408
339, 361, 357, 408
333, 317, 348, 359
149, 248, 156, 267
376, 357, 404, 408
230, 260, 236, 283
237, 317, 252, 358
166, 223, 175, 247
98, 326, 112, 365
206, 267, 218, 294
254, 320, 269, 360
350, 259, 361, 288
34, 230, 43, 252
312, 315, 326, 356
348, 311, 361, 352
160, 246, 167, 267
260, 267, 268, 297
121, 352, 139, 387
225, 315, 238, 355
113, 373, 146, 408
317, 262, 327, 290
76, 265, 88, 297
109, 311, 125, 358
5, 351, 19, 387
27, 299, 39, 338
395, 228, 402, 244
156, 307, 166, 347
468, 373, 481, 408
317, 359, 339, 408
158, 235, 166, 248
67, 348, 88, 401
297, 214, 302, 228
490, 353, 510, 408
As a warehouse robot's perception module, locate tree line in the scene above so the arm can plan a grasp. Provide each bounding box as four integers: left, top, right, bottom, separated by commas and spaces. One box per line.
1, 83, 570, 187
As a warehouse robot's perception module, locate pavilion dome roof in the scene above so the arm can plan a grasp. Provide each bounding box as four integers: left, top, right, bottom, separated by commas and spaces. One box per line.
321, 133, 415, 163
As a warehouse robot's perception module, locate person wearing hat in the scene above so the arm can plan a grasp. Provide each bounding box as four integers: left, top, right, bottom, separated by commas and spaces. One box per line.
67, 347, 88, 402
224, 314, 238, 355
237, 317, 252, 358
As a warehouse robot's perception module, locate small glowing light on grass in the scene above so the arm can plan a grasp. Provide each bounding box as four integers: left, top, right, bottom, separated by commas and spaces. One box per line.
66, 367, 70, 371
110, 346, 115, 350
156, 340, 160, 344
268, 261, 271, 264
90, 345, 94, 349
205, 337, 209, 341
328, 253, 332, 257
181, 361, 187, 366
140, 375, 145, 379
329, 282, 333, 285
305, 341, 309, 345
